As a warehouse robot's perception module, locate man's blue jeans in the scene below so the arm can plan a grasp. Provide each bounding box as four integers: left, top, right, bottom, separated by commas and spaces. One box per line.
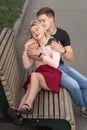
59, 64, 87, 108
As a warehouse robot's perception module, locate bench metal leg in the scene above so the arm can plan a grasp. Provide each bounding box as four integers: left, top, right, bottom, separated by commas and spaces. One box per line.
23, 119, 71, 130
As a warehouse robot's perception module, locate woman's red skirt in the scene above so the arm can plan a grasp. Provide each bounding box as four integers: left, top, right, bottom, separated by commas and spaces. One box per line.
23, 65, 62, 92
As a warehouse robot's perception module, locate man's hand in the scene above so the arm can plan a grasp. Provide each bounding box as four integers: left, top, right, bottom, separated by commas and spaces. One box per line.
51, 41, 74, 62
27, 48, 39, 57
27, 48, 43, 61
51, 41, 65, 54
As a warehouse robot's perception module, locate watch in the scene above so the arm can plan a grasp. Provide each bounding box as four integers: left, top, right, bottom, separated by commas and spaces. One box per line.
38, 52, 42, 57
62, 49, 66, 54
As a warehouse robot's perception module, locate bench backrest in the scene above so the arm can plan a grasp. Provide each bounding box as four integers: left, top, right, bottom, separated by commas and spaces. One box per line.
0, 28, 24, 109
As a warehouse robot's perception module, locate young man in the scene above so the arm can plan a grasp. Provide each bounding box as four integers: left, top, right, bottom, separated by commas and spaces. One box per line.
35, 7, 87, 118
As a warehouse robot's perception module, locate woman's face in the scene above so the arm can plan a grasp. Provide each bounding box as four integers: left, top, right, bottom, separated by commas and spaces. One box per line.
30, 25, 45, 40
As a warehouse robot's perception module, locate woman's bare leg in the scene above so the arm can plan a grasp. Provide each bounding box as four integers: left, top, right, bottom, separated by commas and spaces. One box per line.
18, 85, 30, 109
18, 72, 50, 110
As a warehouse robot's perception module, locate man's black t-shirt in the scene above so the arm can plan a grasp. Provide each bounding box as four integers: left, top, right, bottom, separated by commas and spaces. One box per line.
52, 27, 71, 47
52, 27, 71, 64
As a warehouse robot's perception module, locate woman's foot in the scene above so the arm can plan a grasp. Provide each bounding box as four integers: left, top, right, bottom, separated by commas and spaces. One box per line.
7, 107, 23, 125
18, 104, 33, 114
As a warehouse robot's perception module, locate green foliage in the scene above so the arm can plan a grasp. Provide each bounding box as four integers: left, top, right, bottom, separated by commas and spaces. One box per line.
0, 0, 25, 33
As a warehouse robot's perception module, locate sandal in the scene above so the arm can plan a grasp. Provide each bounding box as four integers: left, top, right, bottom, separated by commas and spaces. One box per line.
7, 107, 23, 125
18, 104, 33, 114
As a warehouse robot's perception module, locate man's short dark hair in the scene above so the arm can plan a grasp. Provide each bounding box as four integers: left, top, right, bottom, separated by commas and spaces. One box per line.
37, 7, 55, 18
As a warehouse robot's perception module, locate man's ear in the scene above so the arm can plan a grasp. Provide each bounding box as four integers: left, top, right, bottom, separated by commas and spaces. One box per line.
50, 16, 54, 22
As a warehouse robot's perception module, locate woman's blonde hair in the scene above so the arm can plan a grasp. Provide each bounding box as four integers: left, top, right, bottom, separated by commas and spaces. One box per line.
29, 20, 52, 39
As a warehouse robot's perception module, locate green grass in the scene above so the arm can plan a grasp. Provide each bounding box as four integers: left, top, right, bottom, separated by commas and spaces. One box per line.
0, 0, 25, 33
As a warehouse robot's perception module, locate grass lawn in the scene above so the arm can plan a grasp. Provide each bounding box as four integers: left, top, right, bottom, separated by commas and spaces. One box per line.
0, 0, 25, 33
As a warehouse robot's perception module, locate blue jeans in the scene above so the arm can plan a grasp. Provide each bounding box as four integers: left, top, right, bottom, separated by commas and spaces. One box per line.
59, 64, 87, 108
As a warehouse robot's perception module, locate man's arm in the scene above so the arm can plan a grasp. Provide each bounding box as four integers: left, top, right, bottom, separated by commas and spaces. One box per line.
51, 41, 74, 62
63, 46, 74, 62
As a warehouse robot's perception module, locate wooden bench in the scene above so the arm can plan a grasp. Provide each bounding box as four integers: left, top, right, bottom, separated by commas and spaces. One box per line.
0, 28, 76, 130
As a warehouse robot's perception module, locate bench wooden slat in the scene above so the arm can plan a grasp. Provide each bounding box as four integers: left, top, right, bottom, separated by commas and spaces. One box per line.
59, 88, 65, 119
44, 90, 49, 118
0, 27, 8, 45
38, 90, 44, 118
49, 91, 54, 118
0, 28, 13, 58
32, 95, 39, 118
2, 38, 15, 76
63, 88, 71, 121
54, 92, 59, 118
68, 93, 76, 130
0, 74, 14, 107
1, 33, 14, 69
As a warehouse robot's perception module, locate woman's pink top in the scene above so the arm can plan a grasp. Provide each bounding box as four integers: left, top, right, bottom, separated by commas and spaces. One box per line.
22, 40, 61, 70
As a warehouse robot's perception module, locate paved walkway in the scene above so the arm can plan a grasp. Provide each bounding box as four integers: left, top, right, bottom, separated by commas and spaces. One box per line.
0, 0, 87, 129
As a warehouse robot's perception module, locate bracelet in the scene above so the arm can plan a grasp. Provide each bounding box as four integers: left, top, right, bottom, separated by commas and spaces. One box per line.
38, 52, 42, 57
62, 49, 66, 54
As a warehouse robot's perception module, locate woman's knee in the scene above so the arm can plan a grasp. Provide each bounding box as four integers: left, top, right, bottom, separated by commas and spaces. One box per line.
31, 72, 38, 79
31, 72, 43, 82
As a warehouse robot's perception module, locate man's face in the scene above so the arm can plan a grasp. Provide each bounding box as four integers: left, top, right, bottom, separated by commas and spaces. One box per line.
37, 14, 53, 32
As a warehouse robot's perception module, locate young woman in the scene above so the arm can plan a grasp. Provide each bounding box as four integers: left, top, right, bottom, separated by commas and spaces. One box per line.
18, 20, 62, 113
7, 20, 62, 123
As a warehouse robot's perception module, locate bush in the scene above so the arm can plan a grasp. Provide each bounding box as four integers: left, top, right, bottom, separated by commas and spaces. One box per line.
0, 0, 25, 33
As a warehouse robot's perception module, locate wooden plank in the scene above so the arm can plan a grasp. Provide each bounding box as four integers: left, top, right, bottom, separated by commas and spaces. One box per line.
0, 28, 12, 57
59, 88, 65, 119
68, 93, 76, 130
0, 32, 14, 68
0, 35, 12, 71
9, 58, 19, 97
0, 27, 8, 45
0, 74, 6, 81
0, 75, 8, 87
33, 94, 39, 118
38, 90, 44, 118
63, 88, 71, 121
54, 92, 59, 118
1, 81, 14, 107
49, 91, 54, 118
44, 90, 49, 118
2, 38, 15, 77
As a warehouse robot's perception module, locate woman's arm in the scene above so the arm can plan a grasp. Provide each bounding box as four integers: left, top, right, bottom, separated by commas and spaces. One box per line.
22, 51, 33, 69
40, 47, 61, 68
22, 40, 34, 69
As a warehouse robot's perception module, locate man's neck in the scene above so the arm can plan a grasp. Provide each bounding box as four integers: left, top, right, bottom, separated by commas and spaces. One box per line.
48, 26, 57, 35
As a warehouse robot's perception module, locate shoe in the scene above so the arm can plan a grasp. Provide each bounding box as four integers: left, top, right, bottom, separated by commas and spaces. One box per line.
7, 108, 23, 125
81, 108, 87, 118
17, 104, 33, 114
